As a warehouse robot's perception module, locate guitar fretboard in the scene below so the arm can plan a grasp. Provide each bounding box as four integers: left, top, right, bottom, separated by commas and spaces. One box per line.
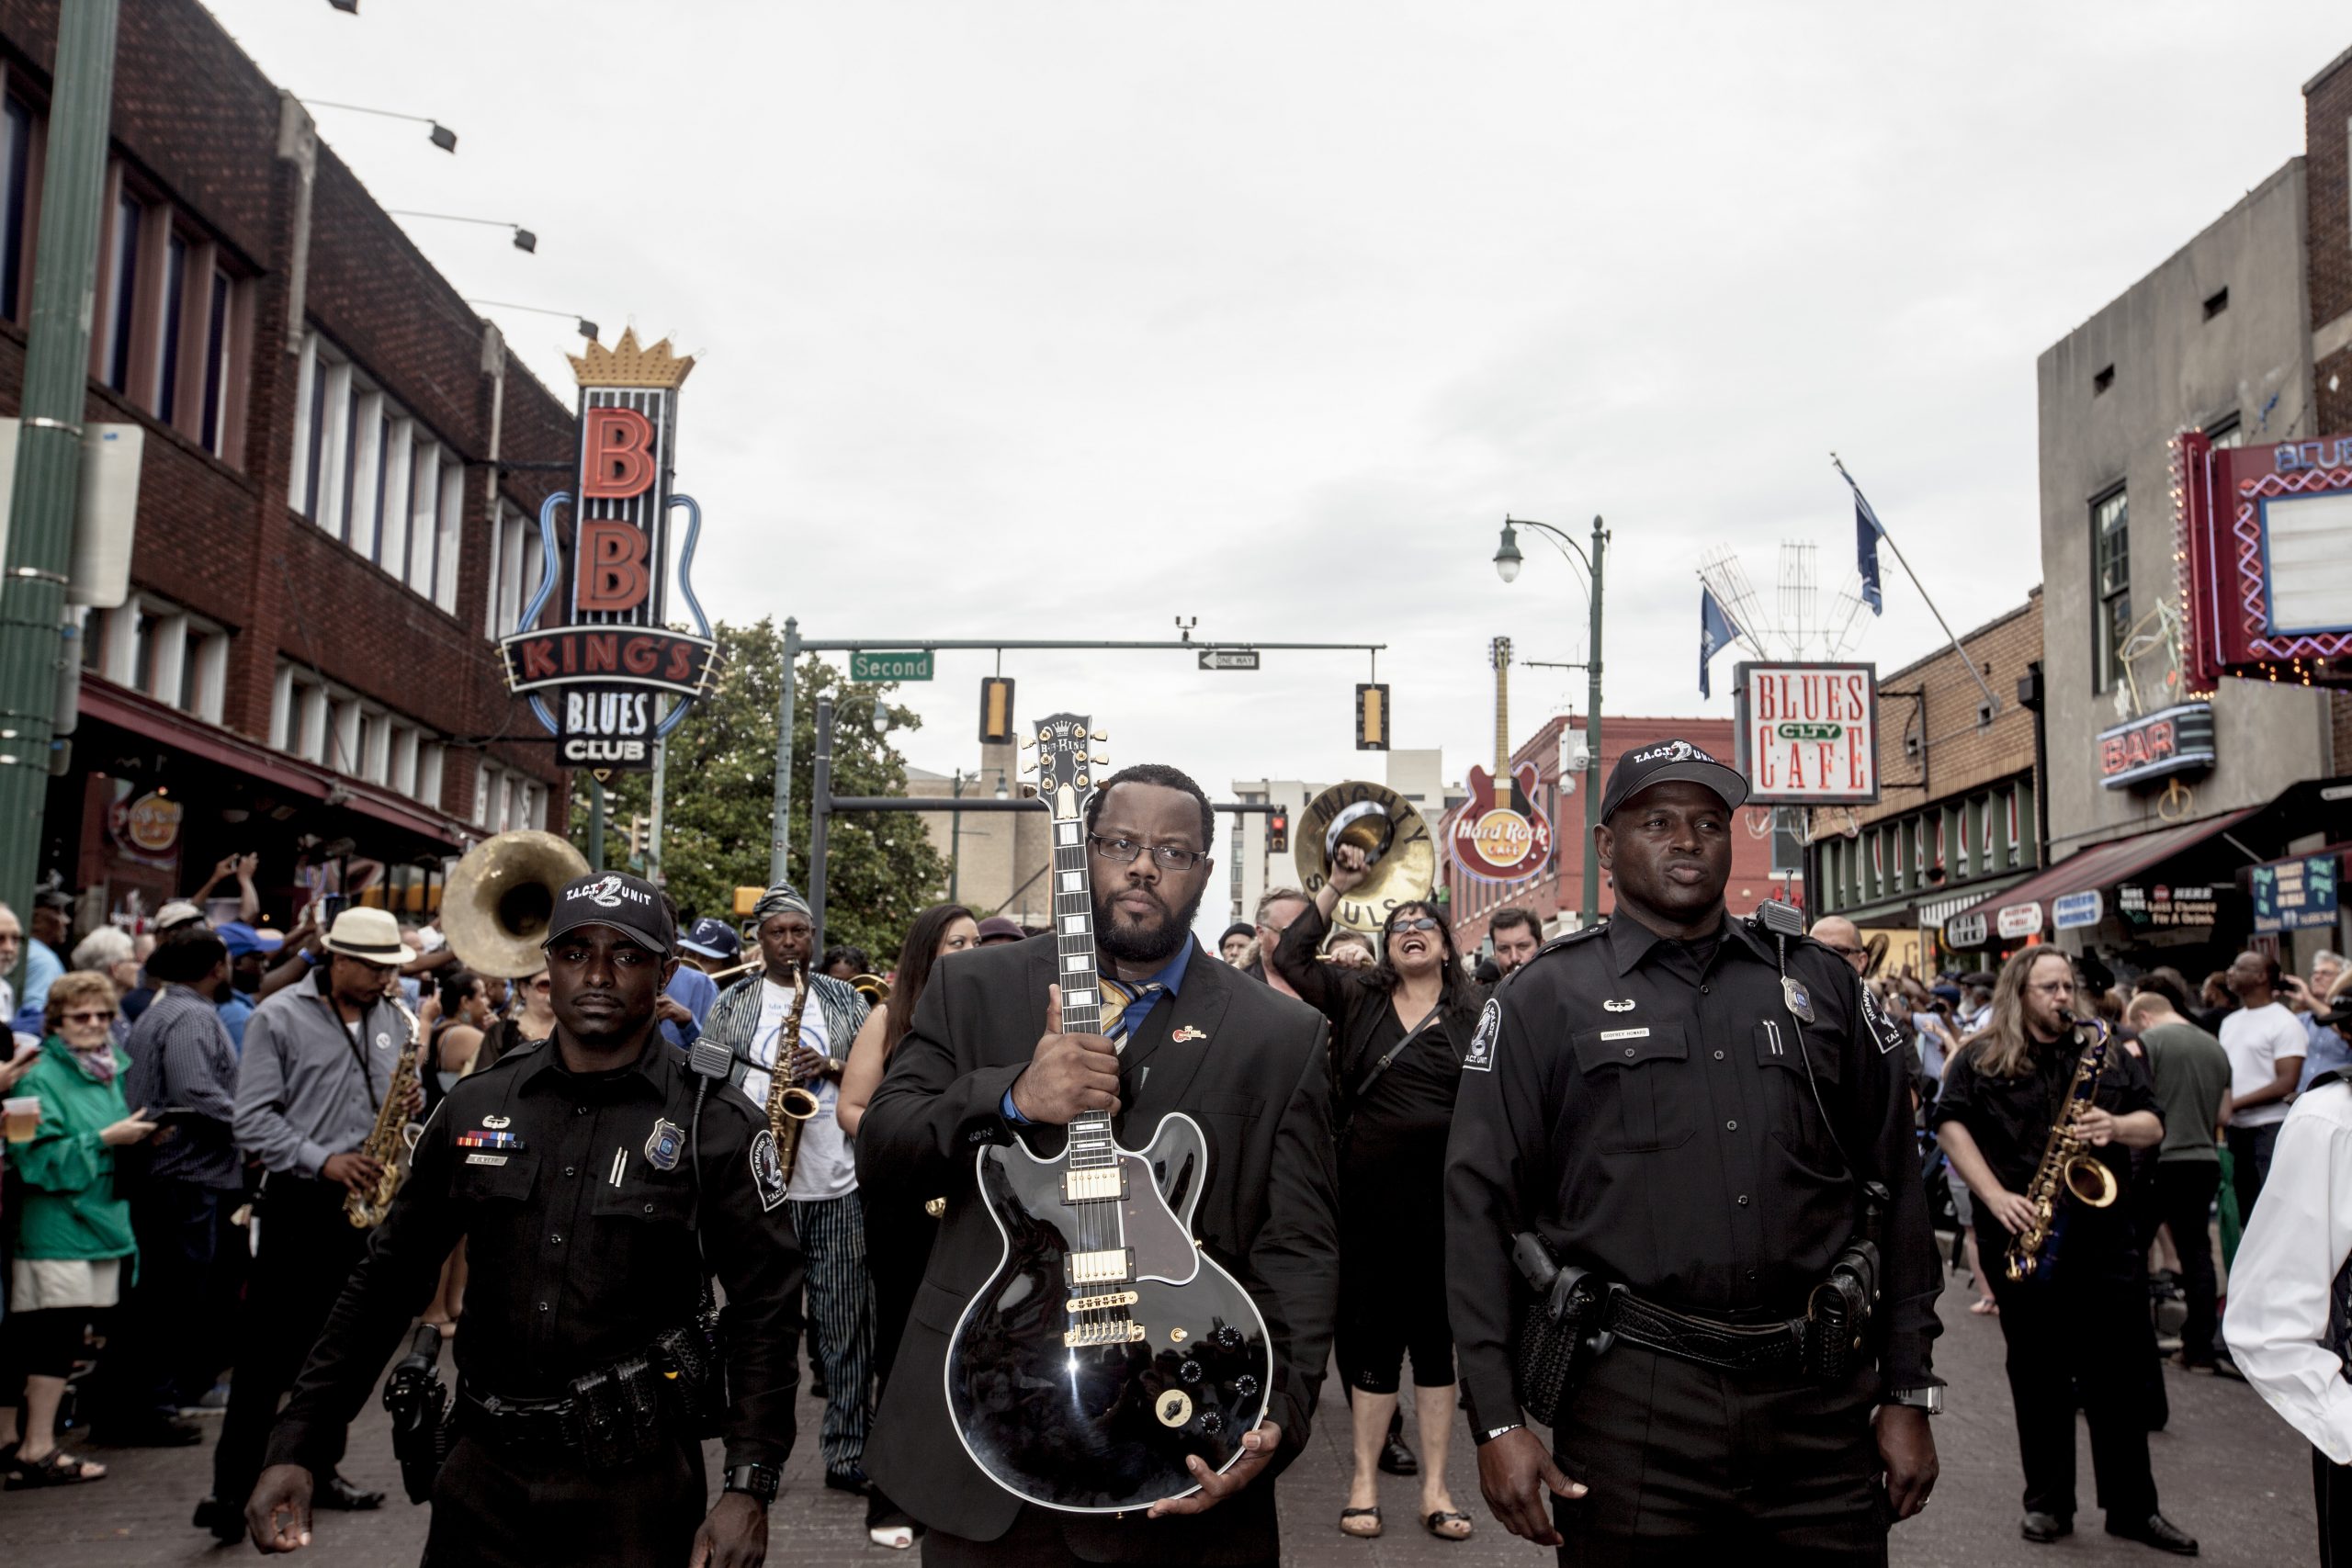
1048, 792, 1117, 1171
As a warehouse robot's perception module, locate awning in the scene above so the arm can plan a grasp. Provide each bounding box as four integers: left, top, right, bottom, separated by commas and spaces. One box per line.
1941, 807, 2263, 938
78, 682, 477, 850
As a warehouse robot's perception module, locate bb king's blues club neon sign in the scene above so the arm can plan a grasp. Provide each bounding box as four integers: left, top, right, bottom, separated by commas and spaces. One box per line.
498, 329, 720, 771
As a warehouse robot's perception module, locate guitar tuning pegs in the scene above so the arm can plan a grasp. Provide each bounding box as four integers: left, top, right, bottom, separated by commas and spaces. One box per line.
1091, 753, 1108, 764
1092, 730, 1109, 741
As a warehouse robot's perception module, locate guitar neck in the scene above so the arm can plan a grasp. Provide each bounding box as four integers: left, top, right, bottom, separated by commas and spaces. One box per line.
1050, 798, 1116, 1168
1493, 660, 1510, 781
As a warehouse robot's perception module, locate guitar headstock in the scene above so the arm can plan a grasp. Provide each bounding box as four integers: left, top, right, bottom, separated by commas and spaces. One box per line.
1025, 712, 1104, 820
1491, 635, 1512, 670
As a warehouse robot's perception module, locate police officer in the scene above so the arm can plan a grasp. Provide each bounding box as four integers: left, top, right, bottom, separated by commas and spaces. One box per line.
245, 871, 805, 1567
1445, 739, 1942, 1564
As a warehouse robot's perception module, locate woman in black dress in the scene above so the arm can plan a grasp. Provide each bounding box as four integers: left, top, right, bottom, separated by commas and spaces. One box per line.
837, 902, 978, 1549
1273, 846, 1485, 1541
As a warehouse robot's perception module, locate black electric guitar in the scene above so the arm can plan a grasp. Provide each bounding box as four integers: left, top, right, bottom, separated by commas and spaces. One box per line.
944, 714, 1273, 1514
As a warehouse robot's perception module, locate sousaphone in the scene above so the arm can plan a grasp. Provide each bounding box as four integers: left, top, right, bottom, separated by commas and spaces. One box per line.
1294, 781, 1437, 938
443, 829, 593, 978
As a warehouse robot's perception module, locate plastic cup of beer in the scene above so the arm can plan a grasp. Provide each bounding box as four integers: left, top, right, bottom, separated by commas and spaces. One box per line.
3, 1095, 37, 1144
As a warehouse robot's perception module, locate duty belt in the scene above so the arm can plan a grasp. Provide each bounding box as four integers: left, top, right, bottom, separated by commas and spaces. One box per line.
1600, 1292, 1808, 1375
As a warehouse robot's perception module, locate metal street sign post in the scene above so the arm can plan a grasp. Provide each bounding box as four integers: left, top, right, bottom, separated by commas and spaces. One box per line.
767, 625, 1385, 884
1197, 649, 1261, 671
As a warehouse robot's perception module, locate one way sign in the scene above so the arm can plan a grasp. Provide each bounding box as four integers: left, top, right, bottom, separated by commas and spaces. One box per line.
1197, 649, 1261, 671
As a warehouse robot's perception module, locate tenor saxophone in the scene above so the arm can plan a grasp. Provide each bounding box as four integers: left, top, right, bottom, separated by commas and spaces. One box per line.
345, 995, 426, 1229
764, 963, 822, 1186
2003, 1013, 2120, 1283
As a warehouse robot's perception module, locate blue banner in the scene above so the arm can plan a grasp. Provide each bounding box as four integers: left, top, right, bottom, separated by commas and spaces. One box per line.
1700, 586, 1742, 698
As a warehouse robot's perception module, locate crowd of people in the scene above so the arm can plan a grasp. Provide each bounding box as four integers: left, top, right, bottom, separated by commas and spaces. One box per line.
2, 755, 2350, 1565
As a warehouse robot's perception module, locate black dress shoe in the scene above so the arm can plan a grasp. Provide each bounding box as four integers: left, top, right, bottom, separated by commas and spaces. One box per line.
193, 1494, 247, 1542
2021, 1512, 2074, 1543
1377, 1435, 1419, 1476
313, 1472, 385, 1511
2108, 1513, 2199, 1554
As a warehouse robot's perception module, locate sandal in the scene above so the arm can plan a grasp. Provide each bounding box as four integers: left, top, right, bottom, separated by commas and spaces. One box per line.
1426, 1509, 1474, 1540
1340, 1506, 1383, 1538
5, 1447, 107, 1487
1970, 1296, 1999, 1316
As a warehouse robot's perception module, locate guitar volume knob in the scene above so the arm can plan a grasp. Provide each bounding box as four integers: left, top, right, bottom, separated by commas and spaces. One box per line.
1233, 1374, 1260, 1398
1195, 1410, 1224, 1436
1209, 1325, 1243, 1352
1178, 1360, 1204, 1384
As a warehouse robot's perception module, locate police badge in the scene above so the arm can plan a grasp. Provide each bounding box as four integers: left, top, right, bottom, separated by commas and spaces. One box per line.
1464, 998, 1501, 1072
644, 1118, 685, 1172
749, 1129, 789, 1212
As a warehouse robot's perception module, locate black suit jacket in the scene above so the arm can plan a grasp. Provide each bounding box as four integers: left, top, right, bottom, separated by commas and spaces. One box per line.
856, 932, 1340, 1562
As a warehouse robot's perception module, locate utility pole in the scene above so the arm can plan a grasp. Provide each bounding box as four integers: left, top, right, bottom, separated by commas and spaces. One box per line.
648, 732, 667, 886
1582, 513, 1607, 928
587, 777, 607, 871
0, 0, 120, 968
949, 767, 965, 906
766, 616, 798, 886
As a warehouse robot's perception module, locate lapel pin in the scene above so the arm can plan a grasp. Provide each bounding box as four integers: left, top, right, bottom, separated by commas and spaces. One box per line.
1171, 1025, 1207, 1043
1602, 998, 1635, 1013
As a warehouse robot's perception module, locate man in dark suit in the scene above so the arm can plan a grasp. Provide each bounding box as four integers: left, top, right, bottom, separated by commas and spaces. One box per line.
859, 762, 1340, 1568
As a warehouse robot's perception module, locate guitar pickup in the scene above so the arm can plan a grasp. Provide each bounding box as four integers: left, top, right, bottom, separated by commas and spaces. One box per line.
1065, 1248, 1134, 1286
1063, 1320, 1147, 1348
1066, 1290, 1140, 1313
1062, 1167, 1129, 1204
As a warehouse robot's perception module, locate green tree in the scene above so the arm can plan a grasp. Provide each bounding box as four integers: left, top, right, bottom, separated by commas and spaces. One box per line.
570, 618, 948, 961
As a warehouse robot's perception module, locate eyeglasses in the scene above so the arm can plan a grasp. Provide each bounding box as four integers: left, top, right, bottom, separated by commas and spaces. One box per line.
1390, 917, 1441, 934
1823, 942, 1867, 959
1088, 835, 1208, 872
61, 1010, 113, 1025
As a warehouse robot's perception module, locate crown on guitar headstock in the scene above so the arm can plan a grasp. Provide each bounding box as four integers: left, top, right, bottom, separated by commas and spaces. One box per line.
1029, 714, 1103, 808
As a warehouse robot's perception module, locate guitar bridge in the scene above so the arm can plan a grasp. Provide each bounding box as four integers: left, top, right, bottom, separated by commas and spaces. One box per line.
1065, 1248, 1134, 1286
1066, 1290, 1140, 1313
1062, 1167, 1129, 1204
1063, 1320, 1148, 1348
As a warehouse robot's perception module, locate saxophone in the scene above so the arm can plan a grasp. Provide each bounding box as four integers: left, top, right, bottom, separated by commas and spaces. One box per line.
345, 994, 426, 1229
2003, 1012, 2121, 1282
763, 963, 822, 1187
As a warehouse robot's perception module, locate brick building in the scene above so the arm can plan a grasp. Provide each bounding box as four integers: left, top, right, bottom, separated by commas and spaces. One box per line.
2, 0, 574, 926
1804, 592, 2043, 975
2022, 41, 2352, 983
1447, 714, 1793, 956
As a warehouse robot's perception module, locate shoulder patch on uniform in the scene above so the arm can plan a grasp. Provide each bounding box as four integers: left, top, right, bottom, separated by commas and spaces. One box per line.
748, 1128, 789, 1212
1857, 981, 1905, 1055
1464, 998, 1502, 1072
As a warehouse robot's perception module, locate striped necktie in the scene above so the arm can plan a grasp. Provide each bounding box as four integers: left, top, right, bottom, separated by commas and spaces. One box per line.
1096, 977, 1166, 1053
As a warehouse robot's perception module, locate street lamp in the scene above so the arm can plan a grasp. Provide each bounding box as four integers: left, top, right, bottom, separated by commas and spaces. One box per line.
469, 299, 600, 340
301, 99, 458, 152
384, 210, 537, 252
1492, 513, 1610, 929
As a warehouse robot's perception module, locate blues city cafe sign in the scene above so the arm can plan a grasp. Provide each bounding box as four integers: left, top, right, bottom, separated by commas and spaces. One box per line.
498, 329, 720, 772
1731, 662, 1880, 807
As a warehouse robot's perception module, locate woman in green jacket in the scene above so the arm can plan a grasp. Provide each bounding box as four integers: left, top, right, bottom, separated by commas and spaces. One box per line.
0, 970, 153, 1487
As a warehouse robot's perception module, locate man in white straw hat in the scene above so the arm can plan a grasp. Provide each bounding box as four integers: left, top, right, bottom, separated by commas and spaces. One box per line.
197, 907, 419, 1540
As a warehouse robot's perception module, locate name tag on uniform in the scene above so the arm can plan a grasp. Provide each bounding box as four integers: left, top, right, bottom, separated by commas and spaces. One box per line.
1599, 1027, 1650, 1042
465, 1153, 510, 1167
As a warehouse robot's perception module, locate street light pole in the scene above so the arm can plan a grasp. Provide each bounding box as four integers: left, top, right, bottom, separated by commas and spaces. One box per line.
0, 0, 120, 969
949, 768, 965, 905
1495, 513, 1610, 928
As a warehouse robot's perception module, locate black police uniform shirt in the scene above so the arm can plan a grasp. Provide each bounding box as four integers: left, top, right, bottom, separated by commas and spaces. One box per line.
266, 1032, 806, 1474
1444, 908, 1942, 1436
1929, 1030, 2158, 1282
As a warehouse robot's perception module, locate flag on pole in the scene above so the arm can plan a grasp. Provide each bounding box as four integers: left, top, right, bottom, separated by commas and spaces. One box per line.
1700, 584, 1742, 698
1845, 470, 1887, 615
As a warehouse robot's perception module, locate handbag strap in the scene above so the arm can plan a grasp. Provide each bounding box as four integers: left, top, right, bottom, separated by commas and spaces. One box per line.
1352, 999, 1447, 1103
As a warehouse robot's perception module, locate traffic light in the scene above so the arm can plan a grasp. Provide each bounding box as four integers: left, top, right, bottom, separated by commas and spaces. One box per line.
624, 814, 650, 867
978, 677, 1017, 744
1355, 682, 1390, 750
1267, 809, 1289, 854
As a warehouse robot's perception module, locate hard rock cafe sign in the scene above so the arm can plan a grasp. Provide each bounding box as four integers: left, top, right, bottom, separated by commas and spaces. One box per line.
1451, 637, 1554, 882
498, 329, 720, 773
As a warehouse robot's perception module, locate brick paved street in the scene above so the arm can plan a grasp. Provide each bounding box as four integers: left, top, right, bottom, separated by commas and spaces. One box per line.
0, 1267, 2320, 1566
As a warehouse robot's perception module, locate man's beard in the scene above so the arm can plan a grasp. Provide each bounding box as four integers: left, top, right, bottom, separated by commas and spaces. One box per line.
1094, 882, 1207, 966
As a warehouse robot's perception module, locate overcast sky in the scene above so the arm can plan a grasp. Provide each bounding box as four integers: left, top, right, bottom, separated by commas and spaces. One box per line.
210, 1, 2341, 881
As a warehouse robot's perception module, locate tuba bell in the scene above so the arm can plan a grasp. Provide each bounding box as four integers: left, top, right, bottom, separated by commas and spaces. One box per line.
1294, 781, 1438, 939
442, 830, 593, 979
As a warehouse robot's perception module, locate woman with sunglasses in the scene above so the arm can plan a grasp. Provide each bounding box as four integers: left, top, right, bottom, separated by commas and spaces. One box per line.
0, 971, 154, 1487
1272, 844, 1486, 1543
472, 968, 556, 1076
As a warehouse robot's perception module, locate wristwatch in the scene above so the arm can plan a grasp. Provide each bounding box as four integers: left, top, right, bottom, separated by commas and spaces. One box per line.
722, 1462, 779, 1505
1884, 1386, 1944, 1415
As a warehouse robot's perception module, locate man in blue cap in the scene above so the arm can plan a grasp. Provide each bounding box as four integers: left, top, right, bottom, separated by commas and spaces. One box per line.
214, 920, 284, 1052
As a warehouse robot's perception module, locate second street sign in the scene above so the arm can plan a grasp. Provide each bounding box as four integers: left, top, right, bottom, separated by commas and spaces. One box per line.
851, 649, 933, 682
1198, 649, 1261, 671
